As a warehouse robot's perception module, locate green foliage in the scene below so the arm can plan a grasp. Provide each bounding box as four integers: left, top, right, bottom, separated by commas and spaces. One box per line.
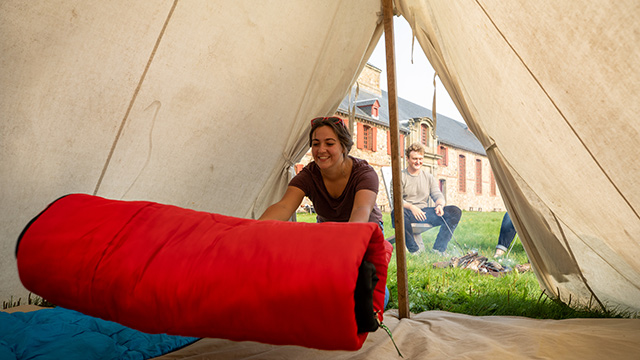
296, 211, 633, 319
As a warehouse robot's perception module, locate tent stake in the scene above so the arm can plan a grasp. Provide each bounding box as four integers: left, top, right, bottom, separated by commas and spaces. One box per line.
382, 0, 410, 319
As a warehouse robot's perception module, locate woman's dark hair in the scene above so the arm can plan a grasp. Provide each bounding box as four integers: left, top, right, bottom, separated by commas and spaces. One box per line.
308, 117, 354, 154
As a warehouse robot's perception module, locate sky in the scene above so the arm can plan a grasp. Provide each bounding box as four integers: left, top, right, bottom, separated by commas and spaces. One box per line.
366, 16, 464, 123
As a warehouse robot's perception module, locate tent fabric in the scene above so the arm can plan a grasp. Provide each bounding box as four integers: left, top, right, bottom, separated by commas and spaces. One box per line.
16, 194, 392, 351
2, 0, 640, 343
157, 309, 640, 360
5, 306, 640, 360
0, 0, 384, 301
394, 0, 640, 312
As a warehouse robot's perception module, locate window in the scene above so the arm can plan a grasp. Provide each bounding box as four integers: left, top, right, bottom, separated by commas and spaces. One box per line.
363, 125, 372, 150
438, 145, 448, 166
387, 132, 406, 155
357, 123, 377, 151
490, 170, 497, 196
421, 124, 429, 146
458, 155, 466, 192
387, 131, 391, 155
475, 159, 482, 194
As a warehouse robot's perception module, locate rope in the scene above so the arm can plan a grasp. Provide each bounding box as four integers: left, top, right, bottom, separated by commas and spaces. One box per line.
375, 311, 403, 358
439, 214, 466, 252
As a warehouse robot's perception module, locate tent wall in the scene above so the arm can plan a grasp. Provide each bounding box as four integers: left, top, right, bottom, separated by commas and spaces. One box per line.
0, 0, 382, 300
3, 0, 639, 315
395, 0, 640, 312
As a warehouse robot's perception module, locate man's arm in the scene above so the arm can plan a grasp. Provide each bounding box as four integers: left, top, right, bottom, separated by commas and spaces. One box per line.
434, 202, 445, 216
428, 173, 446, 216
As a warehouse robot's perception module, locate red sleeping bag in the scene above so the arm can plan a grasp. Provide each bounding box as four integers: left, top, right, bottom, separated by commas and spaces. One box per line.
16, 194, 393, 350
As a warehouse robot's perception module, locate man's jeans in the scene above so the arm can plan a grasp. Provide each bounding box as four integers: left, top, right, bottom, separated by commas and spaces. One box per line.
391, 205, 462, 253
496, 212, 517, 252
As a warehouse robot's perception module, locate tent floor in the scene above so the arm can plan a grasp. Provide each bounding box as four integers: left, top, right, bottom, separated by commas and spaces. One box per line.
154, 309, 640, 359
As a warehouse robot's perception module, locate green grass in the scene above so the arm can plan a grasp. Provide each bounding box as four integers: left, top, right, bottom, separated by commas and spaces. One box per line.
2, 293, 55, 310
297, 211, 633, 319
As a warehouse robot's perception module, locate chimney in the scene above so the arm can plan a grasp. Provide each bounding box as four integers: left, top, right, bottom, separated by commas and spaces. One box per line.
356, 63, 382, 96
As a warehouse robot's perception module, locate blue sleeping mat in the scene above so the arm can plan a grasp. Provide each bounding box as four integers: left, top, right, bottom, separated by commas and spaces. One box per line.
0, 307, 198, 360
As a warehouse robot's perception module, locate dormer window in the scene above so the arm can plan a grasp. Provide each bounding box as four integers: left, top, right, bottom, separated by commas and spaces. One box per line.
356, 99, 381, 120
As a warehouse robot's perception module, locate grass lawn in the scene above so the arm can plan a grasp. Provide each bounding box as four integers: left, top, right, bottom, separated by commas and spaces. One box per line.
297, 211, 633, 319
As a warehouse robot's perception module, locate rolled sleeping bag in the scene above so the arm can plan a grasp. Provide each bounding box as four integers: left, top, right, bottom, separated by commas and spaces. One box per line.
16, 194, 392, 351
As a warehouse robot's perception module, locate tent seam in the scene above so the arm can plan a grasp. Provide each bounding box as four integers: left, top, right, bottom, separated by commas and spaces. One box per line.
552, 212, 607, 311
93, 1, 178, 196
474, 0, 639, 220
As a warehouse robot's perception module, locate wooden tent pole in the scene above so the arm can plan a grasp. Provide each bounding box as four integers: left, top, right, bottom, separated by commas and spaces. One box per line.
382, 0, 410, 319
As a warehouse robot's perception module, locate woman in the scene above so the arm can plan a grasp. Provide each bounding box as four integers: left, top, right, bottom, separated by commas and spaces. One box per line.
259, 116, 383, 228
259, 116, 388, 308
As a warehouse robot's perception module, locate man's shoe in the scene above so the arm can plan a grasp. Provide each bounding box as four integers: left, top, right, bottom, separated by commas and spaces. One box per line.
494, 248, 506, 258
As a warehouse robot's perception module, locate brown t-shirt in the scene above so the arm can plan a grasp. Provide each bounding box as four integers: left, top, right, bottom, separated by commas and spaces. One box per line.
289, 156, 383, 224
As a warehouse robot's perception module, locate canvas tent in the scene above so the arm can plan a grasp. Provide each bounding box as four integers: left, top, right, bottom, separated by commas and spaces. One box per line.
1, 0, 640, 355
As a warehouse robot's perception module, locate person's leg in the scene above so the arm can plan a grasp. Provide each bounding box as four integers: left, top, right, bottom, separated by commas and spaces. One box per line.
425, 205, 462, 252
389, 208, 419, 251
414, 232, 426, 253
384, 286, 390, 309
401, 207, 420, 253
379, 220, 390, 309
388, 209, 397, 244
495, 212, 517, 256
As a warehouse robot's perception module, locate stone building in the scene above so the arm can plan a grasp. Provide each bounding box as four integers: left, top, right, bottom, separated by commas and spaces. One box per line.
296, 64, 505, 213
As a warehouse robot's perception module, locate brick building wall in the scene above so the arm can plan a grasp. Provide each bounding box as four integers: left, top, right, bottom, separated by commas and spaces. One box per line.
438, 145, 505, 212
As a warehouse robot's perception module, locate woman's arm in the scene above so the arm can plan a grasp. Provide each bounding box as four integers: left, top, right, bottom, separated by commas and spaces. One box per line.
258, 186, 306, 221
348, 189, 377, 223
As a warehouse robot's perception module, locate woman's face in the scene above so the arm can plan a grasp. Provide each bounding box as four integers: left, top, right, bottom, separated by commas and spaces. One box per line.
311, 125, 345, 171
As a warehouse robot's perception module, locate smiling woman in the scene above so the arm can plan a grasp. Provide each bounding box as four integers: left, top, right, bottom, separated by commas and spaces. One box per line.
259, 116, 382, 227
258, 116, 390, 309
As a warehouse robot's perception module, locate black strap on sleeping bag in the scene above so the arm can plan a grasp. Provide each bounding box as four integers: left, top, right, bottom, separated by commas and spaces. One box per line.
354, 260, 379, 333
15, 194, 71, 259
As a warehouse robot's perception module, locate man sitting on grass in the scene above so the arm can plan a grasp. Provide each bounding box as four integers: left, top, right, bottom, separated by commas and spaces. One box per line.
391, 142, 462, 255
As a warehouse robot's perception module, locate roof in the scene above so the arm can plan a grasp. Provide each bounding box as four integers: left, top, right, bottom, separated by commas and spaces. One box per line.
337, 87, 486, 155
355, 98, 379, 107
435, 115, 486, 155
